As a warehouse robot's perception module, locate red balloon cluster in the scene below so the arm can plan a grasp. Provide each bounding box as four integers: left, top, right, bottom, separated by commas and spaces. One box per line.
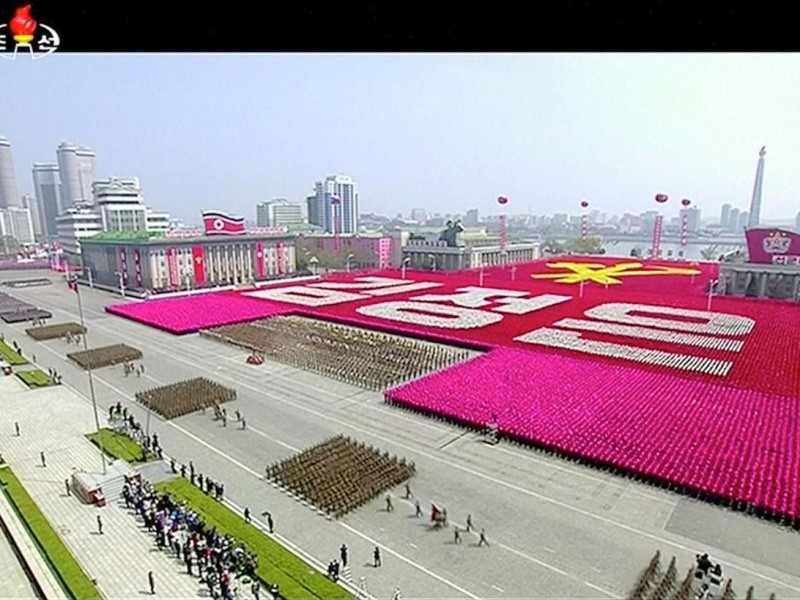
497, 196, 509, 206
681, 198, 692, 207
655, 194, 669, 204
580, 200, 589, 209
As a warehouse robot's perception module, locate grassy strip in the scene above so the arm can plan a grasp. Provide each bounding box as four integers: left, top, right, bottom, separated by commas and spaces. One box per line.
15, 369, 52, 389
0, 339, 28, 365
0, 467, 102, 600
85, 428, 153, 464
155, 478, 351, 600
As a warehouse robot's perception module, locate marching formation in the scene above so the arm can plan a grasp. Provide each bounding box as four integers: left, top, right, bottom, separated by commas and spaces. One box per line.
203, 316, 471, 390
25, 321, 86, 341
67, 342, 143, 370
135, 377, 237, 420
265, 434, 416, 519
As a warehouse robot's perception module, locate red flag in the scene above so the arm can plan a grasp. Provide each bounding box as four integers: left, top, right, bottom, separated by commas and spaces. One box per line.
202, 211, 245, 236
255, 242, 264, 279
192, 246, 206, 285
167, 248, 178, 288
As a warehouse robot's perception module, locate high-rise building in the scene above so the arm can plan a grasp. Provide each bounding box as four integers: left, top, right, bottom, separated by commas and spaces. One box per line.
94, 177, 168, 233
728, 208, 741, 232
309, 175, 358, 234
32, 163, 61, 239
57, 141, 97, 207
0, 137, 20, 208
464, 209, 480, 226
410, 208, 427, 224
738, 211, 749, 232
21, 193, 42, 240
256, 199, 304, 227
720, 203, 732, 228
679, 207, 701, 233
747, 146, 766, 229
0, 207, 35, 244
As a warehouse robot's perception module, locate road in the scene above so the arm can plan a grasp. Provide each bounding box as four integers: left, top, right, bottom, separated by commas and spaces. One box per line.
4, 272, 800, 599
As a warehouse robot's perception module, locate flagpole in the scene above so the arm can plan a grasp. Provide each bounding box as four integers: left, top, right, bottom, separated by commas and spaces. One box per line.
73, 280, 107, 474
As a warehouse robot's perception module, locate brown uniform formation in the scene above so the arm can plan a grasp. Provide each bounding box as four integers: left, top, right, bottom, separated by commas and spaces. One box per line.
25, 322, 86, 341
67, 343, 143, 370
629, 552, 762, 600
265, 434, 416, 519
136, 377, 236, 420
202, 316, 470, 391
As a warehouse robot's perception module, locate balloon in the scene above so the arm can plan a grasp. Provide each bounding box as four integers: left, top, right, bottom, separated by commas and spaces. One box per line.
655, 194, 669, 203
580, 201, 589, 209
497, 196, 509, 205
681, 198, 691, 207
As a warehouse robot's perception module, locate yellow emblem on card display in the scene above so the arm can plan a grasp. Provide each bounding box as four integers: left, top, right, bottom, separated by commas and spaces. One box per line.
531, 262, 702, 285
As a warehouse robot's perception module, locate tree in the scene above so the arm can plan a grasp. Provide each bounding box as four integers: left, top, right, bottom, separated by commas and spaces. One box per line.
542, 239, 566, 255
700, 244, 719, 260
566, 235, 605, 255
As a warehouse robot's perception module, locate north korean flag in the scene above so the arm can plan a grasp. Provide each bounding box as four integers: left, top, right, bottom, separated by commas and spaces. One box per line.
202, 211, 246, 236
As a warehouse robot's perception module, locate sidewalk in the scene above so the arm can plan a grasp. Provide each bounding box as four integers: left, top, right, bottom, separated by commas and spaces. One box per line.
0, 375, 206, 598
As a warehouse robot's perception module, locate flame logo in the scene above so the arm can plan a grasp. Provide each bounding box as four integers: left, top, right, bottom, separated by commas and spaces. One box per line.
9, 5, 36, 43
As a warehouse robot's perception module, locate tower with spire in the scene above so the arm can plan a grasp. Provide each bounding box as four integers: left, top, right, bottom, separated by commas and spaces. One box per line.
747, 146, 766, 230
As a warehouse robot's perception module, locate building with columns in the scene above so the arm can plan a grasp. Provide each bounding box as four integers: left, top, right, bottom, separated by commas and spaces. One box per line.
79, 231, 296, 294
402, 237, 539, 271
718, 263, 800, 300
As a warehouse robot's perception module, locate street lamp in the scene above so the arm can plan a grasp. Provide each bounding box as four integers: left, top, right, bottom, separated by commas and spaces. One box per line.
346, 253, 355, 273
70, 276, 107, 475
308, 256, 319, 276
401, 257, 411, 280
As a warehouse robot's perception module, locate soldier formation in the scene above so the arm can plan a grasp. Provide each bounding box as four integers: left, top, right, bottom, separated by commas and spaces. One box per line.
136, 377, 236, 420
265, 434, 415, 519
204, 316, 471, 391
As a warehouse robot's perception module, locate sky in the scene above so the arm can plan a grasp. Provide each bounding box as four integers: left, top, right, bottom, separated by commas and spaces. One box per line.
2, 53, 799, 226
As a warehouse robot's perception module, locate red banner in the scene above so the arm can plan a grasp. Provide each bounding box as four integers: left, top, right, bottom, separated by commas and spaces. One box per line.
119, 249, 128, 285
255, 242, 264, 279
167, 248, 178, 288
651, 215, 663, 258
202, 211, 245, 236
133, 249, 142, 286
192, 246, 206, 285
277, 241, 284, 275
745, 228, 800, 265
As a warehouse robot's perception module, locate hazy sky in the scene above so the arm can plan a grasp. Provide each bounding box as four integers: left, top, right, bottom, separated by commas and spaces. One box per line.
2, 53, 799, 225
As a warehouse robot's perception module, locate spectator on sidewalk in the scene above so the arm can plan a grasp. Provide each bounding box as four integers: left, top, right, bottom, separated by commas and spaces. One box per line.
148, 570, 155, 595
373, 546, 382, 567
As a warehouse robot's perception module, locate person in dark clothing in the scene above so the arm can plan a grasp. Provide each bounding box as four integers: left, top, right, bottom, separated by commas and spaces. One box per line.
373, 546, 382, 567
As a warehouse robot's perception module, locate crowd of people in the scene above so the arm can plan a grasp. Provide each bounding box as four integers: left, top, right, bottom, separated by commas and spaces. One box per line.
265, 434, 416, 519
67, 342, 143, 370
108, 402, 163, 460
122, 477, 279, 599
135, 377, 236, 420
204, 316, 471, 391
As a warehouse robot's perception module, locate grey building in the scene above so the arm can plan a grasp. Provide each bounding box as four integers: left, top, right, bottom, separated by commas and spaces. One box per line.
720, 203, 732, 228
719, 262, 800, 300
309, 175, 358, 234
728, 208, 741, 232
32, 163, 61, 239
464, 208, 480, 226
256, 199, 304, 227
21, 193, 42, 240
57, 141, 97, 207
0, 137, 20, 208
80, 232, 296, 294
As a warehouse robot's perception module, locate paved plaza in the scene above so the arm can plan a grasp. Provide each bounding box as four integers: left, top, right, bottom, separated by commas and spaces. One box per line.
3, 273, 800, 599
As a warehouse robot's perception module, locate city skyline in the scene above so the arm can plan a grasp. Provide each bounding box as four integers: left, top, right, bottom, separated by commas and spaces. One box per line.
2, 54, 800, 225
